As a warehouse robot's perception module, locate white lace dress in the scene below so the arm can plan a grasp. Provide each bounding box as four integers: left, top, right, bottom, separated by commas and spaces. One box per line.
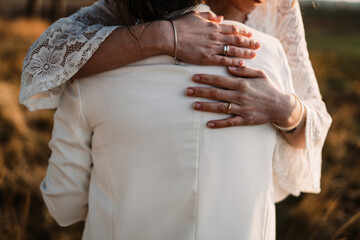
20, 0, 332, 202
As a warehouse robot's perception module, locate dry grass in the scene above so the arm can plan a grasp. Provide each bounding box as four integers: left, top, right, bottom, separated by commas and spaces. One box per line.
0, 18, 49, 39
0, 18, 83, 240
0, 6, 359, 240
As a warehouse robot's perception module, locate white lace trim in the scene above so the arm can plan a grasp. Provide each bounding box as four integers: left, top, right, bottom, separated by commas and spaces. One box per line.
20, 0, 332, 201
20, 0, 119, 111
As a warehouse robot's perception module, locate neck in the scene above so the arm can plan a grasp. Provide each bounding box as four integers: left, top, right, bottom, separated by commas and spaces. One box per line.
207, 0, 248, 23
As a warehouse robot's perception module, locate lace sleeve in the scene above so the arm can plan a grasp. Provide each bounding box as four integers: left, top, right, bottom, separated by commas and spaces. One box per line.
20, 0, 120, 111
271, 0, 332, 201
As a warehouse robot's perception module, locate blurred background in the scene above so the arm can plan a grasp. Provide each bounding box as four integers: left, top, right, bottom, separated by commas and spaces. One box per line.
0, 0, 359, 239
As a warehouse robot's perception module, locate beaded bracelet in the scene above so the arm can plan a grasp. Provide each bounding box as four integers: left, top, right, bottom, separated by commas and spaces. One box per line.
169, 20, 181, 65
272, 93, 305, 133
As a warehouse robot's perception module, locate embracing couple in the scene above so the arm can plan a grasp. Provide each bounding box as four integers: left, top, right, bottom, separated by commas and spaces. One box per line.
21, 0, 331, 239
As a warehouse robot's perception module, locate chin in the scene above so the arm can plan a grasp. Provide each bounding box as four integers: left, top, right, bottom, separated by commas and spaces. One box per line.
245, 1, 261, 12
243, 5, 257, 14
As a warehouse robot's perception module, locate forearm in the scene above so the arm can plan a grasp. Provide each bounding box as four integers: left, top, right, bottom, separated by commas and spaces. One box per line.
74, 21, 173, 78
279, 112, 306, 148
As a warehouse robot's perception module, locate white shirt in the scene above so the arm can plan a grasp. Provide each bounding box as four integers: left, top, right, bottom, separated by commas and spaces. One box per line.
41, 21, 293, 240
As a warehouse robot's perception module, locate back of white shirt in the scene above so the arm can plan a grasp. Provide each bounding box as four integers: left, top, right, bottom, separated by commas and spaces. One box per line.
41, 21, 293, 240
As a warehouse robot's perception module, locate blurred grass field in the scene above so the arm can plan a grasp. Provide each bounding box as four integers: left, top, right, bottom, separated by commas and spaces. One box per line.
0, 4, 359, 240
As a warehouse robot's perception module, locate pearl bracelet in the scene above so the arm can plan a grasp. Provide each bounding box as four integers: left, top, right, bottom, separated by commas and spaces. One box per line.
272, 93, 305, 133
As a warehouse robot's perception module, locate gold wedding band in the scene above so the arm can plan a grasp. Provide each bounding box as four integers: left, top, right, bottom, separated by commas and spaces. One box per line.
223, 44, 230, 56
227, 103, 232, 114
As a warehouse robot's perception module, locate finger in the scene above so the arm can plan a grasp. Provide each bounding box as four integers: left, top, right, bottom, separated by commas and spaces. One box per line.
185, 87, 238, 102
219, 24, 253, 37
196, 11, 223, 22
209, 55, 244, 67
207, 116, 246, 128
218, 44, 256, 59
223, 35, 260, 50
192, 101, 241, 115
227, 66, 267, 78
192, 74, 244, 90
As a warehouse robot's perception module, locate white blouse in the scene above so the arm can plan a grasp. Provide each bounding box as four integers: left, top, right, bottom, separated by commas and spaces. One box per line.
22, 1, 332, 203
41, 24, 292, 239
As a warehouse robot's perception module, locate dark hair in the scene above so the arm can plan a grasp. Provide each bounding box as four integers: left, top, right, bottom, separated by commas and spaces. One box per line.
117, 0, 202, 23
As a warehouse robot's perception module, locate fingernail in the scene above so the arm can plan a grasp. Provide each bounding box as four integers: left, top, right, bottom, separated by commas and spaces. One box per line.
228, 66, 238, 71
255, 42, 261, 48
193, 102, 201, 109
250, 51, 256, 57
186, 88, 194, 95
193, 75, 200, 81
208, 122, 215, 128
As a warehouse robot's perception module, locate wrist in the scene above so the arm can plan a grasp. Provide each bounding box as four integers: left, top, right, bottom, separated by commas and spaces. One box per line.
273, 92, 299, 127
145, 20, 174, 56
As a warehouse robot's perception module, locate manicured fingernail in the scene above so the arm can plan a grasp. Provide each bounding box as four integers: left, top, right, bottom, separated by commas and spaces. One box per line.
193, 75, 200, 81
193, 102, 201, 109
250, 51, 256, 57
186, 88, 194, 95
208, 122, 215, 128
255, 42, 261, 48
228, 66, 238, 71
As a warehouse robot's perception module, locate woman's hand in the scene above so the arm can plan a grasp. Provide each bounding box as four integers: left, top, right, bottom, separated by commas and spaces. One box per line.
185, 66, 298, 128
169, 11, 260, 66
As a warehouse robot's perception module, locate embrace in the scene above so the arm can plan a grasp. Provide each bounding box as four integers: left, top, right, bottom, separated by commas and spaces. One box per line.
20, 0, 332, 239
